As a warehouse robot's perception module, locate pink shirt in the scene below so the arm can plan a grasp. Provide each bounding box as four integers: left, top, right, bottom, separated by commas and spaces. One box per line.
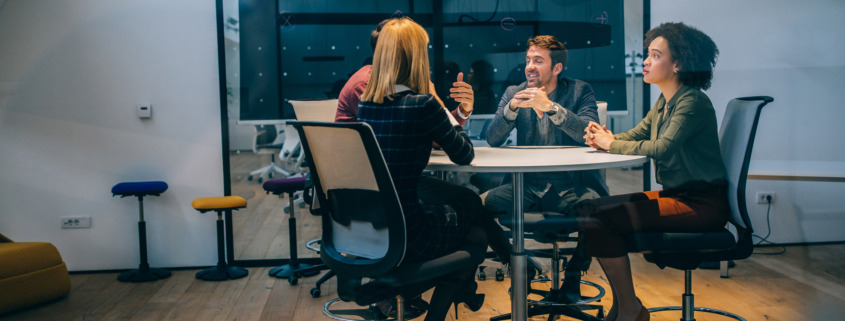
335, 64, 467, 126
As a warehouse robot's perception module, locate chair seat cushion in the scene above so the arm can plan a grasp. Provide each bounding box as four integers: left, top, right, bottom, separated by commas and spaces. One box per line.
628, 229, 736, 253
262, 177, 307, 195
627, 229, 738, 270
0, 234, 71, 315
111, 181, 168, 197
334, 242, 486, 305
499, 213, 580, 244
191, 196, 247, 211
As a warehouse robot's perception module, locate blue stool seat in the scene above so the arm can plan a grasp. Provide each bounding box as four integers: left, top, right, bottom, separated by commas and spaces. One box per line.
112, 181, 168, 198
111, 180, 171, 283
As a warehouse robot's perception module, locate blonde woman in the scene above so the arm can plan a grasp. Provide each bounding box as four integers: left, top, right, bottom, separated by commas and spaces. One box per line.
358, 17, 487, 321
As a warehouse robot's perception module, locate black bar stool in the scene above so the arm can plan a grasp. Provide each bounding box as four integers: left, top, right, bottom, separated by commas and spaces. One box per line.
111, 181, 171, 282
263, 177, 322, 285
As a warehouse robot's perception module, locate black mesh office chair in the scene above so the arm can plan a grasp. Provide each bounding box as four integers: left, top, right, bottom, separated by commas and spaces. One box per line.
627, 96, 773, 321
291, 121, 487, 321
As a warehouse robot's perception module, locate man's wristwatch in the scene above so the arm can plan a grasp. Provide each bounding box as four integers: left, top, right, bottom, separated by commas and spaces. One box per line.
546, 102, 560, 116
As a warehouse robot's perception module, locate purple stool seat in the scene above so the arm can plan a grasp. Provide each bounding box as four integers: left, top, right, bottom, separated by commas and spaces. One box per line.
262, 177, 307, 195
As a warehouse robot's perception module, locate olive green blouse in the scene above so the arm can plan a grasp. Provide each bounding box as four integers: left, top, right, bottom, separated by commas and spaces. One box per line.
609, 85, 727, 190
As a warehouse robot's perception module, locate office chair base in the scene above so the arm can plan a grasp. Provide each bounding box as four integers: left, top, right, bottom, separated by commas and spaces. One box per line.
117, 267, 171, 282
324, 297, 413, 321
527, 279, 606, 306
303, 238, 335, 297
490, 304, 604, 321
248, 164, 291, 183
311, 269, 336, 297
196, 265, 248, 281
493, 279, 606, 321
268, 263, 321, 285
649, 306, 746, 321
306, 238, 321, 252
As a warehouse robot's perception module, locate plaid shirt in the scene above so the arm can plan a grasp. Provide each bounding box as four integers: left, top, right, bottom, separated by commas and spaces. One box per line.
359, 89, 474, 261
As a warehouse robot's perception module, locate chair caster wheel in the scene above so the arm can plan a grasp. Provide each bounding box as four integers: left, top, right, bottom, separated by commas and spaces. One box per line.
369, 304, 387, 319
298, 202, 306, 208
257, 177, 263, 183
268, 172, 274, 178
496, 268, 505, 281
289, 277, 298, 285
311, 287, 321, 298
248, 175, 254, 181
477, 266, 486, 281
284, 207, 291, 214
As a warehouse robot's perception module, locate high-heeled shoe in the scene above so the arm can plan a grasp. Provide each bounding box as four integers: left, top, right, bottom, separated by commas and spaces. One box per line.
457, 293, 485, 311
455, 280, 485, 311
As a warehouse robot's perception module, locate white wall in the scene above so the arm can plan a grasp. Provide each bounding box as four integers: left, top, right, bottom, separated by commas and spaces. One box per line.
651, 0, 845, 243
0, 0, 225, 270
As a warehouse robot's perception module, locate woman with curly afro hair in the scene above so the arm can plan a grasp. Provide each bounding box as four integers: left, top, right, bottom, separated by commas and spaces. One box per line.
581, 22, 722, 321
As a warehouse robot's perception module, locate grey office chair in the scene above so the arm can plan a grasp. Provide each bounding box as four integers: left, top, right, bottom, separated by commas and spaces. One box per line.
291, 121, 487, 321
627, 96, 773, 321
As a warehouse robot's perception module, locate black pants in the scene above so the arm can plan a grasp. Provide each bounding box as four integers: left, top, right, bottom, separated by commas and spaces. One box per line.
482, 183, 597, 274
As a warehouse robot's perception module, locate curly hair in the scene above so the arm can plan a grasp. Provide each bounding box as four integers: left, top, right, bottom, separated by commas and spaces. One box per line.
644, 22, 719, 90
527, 35, 568, 69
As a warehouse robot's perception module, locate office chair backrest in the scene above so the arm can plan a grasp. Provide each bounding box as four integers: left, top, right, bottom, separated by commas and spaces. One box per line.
290, 99, 340, 122
718, 96, 773, 238
464, 114, 494, 140
597, 101, 608, 126
291, 121, 406, 279
252, 124, 285, 154
255, 125, 277, 146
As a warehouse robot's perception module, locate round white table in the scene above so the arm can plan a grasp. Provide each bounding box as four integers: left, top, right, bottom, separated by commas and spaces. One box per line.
427, 146, 647, 321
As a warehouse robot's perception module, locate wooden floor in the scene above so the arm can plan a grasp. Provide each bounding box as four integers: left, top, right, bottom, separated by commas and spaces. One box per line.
10, 153, 842, 320
5, 243, 845, 320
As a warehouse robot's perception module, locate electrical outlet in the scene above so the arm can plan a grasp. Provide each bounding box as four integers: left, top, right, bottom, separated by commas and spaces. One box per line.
756, 192, 775, 204
60, 216, 91, 229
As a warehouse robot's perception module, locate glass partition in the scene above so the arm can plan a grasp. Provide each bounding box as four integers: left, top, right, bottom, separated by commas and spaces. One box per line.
218, 0, 641, 265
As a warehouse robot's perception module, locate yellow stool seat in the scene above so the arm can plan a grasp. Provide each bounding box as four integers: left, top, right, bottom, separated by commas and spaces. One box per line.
191, 196, 247, 212
191, 196, 248, 281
